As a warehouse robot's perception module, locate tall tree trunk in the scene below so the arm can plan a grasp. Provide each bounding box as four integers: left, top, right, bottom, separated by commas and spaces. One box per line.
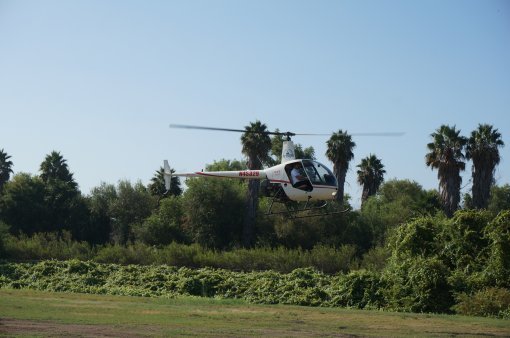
440, 170, 462, 218
472, 164, 492, 209
243, 179, 258, 247
334, 164, 347, 205
242, 155, 260, 247
360, 181, 376, 207
361, 186, 370, 207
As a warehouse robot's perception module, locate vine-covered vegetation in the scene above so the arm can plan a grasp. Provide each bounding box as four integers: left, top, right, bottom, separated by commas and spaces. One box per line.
1, 257, 509, 318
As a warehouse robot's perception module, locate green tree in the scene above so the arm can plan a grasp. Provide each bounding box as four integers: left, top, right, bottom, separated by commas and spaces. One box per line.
294, 144, 315, 160
40, 151, 78, 189
466, 124, 504, 209
135, 196, 186, 245
326, 130, 355, 204
0, 149, 13, 193
487, 184, 510, 216
182, 178, 245, 249
85, 182, 118, 244
39, 151, 83, 234
357, 154, 385, 207
109, 180, 157, 244
376, 179, 440, 214
0, 173, 47, 234
240, 120, 272, 247
148, 166, 182, 198
360, 180, 440, 245
425, 125, 467, 218
269, 129, 284, 165
0, 221, 10, 258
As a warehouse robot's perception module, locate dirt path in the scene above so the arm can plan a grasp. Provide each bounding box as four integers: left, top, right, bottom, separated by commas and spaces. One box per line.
0, 318, 149, 337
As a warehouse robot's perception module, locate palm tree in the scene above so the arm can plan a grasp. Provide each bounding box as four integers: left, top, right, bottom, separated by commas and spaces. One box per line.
425, 125, 467, 218
148, 166, 182, 198
326, 130, 356, 204
466, 124, 504, 209
40, 150, 77, 188
357, 154, 385, 207
39, 151, 80, 234
240, 120, 272, 247
0, 149, 13, 193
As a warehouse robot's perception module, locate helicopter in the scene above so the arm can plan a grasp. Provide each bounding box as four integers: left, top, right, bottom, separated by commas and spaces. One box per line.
164, 124, 402, 218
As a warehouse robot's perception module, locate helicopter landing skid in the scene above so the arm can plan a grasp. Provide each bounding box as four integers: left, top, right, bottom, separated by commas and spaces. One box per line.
265, 188, 349, 219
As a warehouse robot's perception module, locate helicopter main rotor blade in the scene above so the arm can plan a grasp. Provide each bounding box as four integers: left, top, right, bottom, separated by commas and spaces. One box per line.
350, 132, 405, 136
169, 124, 294, 136
170, 124, 404, 137
293, 132, 405, 136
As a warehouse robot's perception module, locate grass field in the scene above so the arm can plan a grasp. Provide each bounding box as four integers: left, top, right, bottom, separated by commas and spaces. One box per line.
1, 289, 509, 337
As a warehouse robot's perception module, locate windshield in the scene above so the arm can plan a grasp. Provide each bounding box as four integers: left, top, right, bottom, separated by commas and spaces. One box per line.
302, 160, 337, 187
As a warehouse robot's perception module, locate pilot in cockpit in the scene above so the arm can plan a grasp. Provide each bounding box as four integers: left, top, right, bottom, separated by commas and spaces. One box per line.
290, 162, 312, 191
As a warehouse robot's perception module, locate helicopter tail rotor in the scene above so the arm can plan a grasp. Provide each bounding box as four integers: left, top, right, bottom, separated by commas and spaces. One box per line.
163, 160, 172, 192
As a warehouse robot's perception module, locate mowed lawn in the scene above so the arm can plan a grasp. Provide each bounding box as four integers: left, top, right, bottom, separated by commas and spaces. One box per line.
0, 289, 509, 337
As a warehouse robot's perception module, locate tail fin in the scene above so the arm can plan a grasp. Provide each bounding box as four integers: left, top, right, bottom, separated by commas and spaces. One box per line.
163, 160, 172, 192
281, 140, 295, 163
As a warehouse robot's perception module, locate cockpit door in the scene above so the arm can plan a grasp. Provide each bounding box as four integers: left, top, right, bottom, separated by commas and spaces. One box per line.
301, 160, 338, 187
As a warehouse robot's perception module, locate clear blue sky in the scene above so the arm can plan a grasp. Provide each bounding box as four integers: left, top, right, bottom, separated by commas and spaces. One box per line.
1, 0, 509, 208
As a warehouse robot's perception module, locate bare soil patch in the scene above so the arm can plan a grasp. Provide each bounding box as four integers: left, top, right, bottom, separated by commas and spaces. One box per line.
0, 318, 149, 337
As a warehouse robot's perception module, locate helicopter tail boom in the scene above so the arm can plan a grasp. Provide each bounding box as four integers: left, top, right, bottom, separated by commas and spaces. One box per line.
172, 170, 267, 180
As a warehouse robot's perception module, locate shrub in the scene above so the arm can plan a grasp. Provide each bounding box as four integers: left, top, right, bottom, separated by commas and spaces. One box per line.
482, 210, 510, 288
389, 216, 441, 260
453, 287, 510, 318
382, 256, 454, 313
439, 210, 491, 271
309, 244, 357, 274
4, 231, 92, 261
94, 243, 157, 265
328, 270, 385, 309
359, 246, 390, 271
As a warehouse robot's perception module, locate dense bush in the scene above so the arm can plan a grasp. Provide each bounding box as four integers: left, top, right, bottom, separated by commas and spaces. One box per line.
482, 210, 510, 288
134, 196, 186, 245
4, 231, 92, 261
453, 287, 510, 318
328, 270, 386, 309
359, 246, 390, 271
382, 256, 454, 313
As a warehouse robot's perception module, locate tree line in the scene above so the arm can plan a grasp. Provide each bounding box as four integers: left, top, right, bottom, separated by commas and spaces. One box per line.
0, 121, 507, 253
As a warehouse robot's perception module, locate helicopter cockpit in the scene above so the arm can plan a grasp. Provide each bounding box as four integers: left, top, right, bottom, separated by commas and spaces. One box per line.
285, 160, 337, 191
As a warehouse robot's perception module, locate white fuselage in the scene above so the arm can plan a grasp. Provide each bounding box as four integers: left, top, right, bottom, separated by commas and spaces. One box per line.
171, 159, 337, 202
